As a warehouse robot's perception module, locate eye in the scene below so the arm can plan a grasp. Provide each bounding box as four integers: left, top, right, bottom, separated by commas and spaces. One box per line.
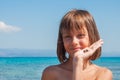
64, 35, 71, 39
78, 34, 85, 38
63, 35, 71, 41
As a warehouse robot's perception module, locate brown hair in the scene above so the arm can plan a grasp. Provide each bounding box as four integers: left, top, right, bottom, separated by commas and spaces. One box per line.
57, 9, 101, 63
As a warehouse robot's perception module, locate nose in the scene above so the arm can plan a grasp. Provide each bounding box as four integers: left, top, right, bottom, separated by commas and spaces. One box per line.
72, 37, 79, 46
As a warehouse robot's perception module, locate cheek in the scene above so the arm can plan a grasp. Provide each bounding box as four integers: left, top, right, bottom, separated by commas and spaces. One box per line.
63, 42, 69, 50
80, 39, 89, 48
63, 41, 71, 53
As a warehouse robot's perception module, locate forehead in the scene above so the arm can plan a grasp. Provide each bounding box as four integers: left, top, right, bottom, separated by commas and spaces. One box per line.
61, 26, 88, 35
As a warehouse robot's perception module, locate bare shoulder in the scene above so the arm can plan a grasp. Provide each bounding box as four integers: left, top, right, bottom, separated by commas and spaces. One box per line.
41, 65, 60, 80
96, 66, 113, 80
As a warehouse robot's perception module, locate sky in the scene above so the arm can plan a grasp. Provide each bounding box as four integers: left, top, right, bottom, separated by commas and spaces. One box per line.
0, 0, 120, 57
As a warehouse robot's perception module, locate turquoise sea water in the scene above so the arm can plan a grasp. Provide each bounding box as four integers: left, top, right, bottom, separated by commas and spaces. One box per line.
0, 57, 120, 80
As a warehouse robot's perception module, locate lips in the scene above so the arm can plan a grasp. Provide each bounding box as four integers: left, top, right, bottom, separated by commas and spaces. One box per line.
72, 47, 81, 51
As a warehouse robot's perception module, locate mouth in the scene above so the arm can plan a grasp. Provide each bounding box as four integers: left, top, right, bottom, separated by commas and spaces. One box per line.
72, 47, 81, 51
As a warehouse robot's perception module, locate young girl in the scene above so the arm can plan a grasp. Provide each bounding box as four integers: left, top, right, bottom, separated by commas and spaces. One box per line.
41, 9, 112, 80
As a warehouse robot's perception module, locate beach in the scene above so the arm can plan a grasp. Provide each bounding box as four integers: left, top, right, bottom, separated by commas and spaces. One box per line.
0, 57, 120, 80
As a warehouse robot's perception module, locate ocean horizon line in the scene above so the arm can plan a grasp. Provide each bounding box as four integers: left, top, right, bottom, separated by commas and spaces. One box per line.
0, 48, 120, 57
0, 56, 120, 58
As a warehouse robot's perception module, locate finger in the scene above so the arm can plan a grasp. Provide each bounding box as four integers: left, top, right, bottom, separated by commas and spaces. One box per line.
82, 47, 90, 53
90, 39, 103, 48
83, 48, 92, 56
90, 39, 103, 51
81, 39, 103, 58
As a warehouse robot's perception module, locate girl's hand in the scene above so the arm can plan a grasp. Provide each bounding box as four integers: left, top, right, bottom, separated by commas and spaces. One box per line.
74, 39, 103, 60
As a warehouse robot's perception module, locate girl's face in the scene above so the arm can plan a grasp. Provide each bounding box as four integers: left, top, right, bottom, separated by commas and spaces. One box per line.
62, 27, 90, 56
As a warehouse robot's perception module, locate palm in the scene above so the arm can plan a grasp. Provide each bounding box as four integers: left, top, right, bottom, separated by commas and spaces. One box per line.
74, 39, 103, 59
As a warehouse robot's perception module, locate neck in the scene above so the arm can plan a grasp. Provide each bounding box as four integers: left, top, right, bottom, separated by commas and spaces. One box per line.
65, 56, 92, 71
